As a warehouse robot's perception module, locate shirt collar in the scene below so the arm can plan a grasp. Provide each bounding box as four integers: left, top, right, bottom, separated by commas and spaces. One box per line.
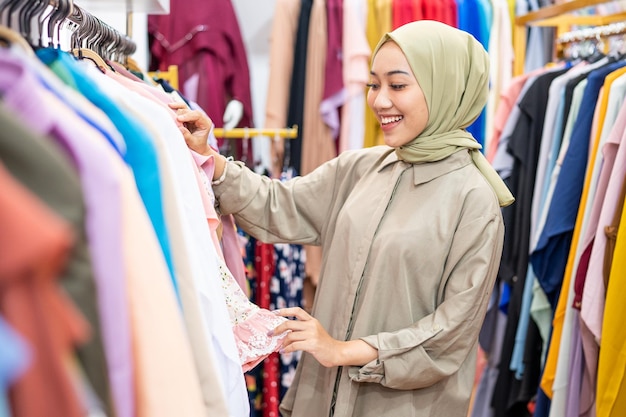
376, 147, 473, 185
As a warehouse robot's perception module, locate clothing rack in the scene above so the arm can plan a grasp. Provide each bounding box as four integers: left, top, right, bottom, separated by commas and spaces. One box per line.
513, 0, 625, 75
556, 20, 626, 44
213, 125, 299, 139
0, 0, 136, 63
67, 3, 136, 63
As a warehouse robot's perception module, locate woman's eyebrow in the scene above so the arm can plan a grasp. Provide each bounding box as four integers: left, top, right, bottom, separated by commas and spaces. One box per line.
369, 70, 411, 76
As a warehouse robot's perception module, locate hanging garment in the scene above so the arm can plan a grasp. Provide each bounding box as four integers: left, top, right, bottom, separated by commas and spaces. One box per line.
148, 0, 254, 161
0, 160, 88, 417
0, 49, 133, 417
0, 102, 114, 416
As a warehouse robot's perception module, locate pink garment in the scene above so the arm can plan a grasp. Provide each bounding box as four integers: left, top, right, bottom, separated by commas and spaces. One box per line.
577, 100, 626, 416
581, 98, 626, 342
217, 260, 287, 371
487, 69, 543, 162
221, 213, 250, 297
192, 151, 289, 369
106, 69, 176, 111
190, 152, 225, 260
339, 0, 370, 153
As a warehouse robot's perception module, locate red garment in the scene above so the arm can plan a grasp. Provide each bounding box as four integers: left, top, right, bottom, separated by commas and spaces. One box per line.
255, 241, 280, 417
411, 0, 424, 21
0, 163, 89, 417
422, 0, 441, 21
446, 0, 458, 27
393, 0, 415, 29
148, 0, 254, 159
422, 0, 456, 26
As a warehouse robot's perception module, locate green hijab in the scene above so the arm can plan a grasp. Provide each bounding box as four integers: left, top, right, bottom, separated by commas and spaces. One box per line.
373, 20, 514, 207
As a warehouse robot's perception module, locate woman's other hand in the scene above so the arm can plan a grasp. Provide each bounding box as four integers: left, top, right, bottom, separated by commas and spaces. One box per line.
169, 102, 213, 155
271, 307, 378, 368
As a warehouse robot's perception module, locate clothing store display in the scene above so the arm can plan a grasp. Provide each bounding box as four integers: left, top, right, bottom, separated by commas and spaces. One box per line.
473, 4, 626, 412
0, 17, 288, 415
8, 1, 626, 417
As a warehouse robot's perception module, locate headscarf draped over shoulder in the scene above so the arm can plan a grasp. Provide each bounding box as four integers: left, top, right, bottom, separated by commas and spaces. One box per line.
373, 20, 514, 207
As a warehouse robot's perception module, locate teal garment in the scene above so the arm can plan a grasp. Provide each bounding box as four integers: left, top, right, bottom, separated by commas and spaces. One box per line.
0, 392, 9, 417
36, 48, 179, 301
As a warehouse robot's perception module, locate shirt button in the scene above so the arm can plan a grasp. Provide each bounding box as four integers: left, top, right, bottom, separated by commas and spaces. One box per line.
432, 324, 441, 332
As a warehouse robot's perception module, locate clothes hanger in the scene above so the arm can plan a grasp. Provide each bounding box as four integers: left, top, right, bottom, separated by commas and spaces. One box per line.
71, 47, 110, 73
69, 7, 112, 73
44, 0, 72, 48
0, 24, 35, 56
17, 0, 45, 44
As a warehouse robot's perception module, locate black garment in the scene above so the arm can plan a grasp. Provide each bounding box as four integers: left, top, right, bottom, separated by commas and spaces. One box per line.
558, 72, 587, 148
285, 0, 313, 173
0, 105, 114, 416
493, 68, 568, 417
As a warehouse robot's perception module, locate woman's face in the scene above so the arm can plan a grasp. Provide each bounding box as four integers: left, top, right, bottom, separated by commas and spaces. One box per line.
367, 41, 429, 148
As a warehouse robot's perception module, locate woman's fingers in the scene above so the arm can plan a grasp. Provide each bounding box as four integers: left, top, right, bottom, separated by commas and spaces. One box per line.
168, 101, 187, 111
274, 307, 311, 320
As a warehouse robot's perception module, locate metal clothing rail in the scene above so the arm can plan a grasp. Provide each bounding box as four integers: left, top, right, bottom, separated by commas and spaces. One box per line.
556, 20, 626, 44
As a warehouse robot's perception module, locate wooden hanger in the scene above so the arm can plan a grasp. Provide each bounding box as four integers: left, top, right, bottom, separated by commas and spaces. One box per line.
71, 47, 110, 73
126, 56, 143, 73
0, 25, 35, 57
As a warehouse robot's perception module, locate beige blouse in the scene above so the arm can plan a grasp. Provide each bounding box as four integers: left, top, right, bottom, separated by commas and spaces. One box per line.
213, 146, 504, 417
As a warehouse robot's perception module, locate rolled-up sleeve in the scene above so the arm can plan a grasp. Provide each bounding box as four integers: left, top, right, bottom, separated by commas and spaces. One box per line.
349, 203, 504, 390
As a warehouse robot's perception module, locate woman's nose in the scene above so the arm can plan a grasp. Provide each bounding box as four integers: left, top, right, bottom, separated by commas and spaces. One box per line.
374, 91, 392, 109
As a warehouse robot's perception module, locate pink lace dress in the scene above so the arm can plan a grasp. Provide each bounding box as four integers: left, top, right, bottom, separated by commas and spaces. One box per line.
217, 259, 287, 371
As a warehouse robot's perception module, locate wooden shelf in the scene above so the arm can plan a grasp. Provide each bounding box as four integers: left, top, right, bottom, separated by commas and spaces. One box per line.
513, 0, 620, 75
516, 0, 615, 25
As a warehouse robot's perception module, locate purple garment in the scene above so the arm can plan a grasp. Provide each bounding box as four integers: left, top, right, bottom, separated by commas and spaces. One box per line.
579, 319, 598, 417
566, 310, 584, 417
0, 50, 134, 417
320, 0, 345, 139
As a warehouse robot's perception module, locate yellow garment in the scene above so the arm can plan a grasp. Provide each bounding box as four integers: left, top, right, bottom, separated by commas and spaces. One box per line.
595, 69, 626, 417
372, 21, 514, 207
363, 0, 389, 148
539, 67, 626, 398
592, 67, 626, 150
597, 202, 626, 417
508, 0, 516, 37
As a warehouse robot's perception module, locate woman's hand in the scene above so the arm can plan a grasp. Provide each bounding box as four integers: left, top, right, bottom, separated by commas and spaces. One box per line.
168, 102, 214, 156
272, 307, 378, 368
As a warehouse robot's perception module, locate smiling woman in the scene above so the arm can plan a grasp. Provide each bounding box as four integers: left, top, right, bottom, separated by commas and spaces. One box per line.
366, 41, 429, 148
175, 19, 514, 417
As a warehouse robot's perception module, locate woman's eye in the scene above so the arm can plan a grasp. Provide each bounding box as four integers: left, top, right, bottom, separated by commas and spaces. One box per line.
366, 83, 379, 90
391, 84, 406, 90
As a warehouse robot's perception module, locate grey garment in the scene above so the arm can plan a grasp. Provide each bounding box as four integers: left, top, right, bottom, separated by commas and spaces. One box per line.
0, 105, 114, 417
214, 146, 505, 417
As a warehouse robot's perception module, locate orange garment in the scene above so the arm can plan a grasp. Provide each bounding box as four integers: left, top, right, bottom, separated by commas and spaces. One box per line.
0, 162, 89, 417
